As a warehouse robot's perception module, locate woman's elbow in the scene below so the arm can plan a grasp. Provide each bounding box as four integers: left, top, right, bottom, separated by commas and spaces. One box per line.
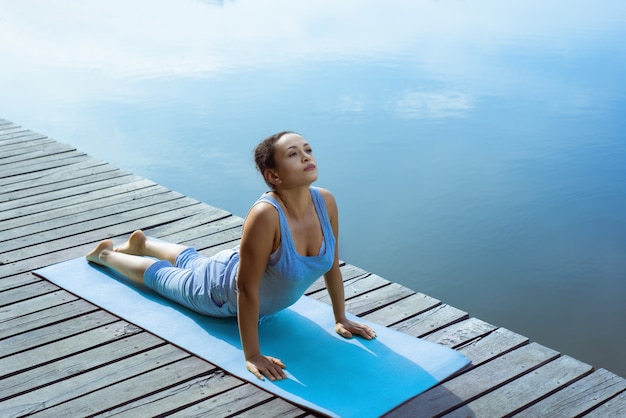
237, 282, 259, 304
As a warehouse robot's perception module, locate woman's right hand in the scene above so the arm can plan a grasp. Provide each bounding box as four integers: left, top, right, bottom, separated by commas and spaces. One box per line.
246, 354, 287, 381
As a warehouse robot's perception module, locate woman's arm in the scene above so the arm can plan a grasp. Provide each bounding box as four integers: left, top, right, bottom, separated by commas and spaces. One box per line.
320, 189, 377, 340
237, 203, 287, 381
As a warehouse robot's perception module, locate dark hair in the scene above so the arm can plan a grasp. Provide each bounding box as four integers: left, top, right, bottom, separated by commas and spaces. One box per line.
254, 131, 294, 188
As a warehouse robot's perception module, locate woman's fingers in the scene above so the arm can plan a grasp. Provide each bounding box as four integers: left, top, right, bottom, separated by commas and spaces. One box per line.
358, 323, 377, 339
262, 359, 287, 381
336, 320, 377, 340
268, 356, 286, 369
247, 363, 265, 380
246, 355, 287, 381
335, 322, 353, 338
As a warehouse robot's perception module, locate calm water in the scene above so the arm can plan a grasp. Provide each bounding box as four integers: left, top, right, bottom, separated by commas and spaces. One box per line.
1, 1, 625, 376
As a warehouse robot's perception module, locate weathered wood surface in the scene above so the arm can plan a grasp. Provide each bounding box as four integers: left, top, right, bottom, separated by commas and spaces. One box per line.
0, 119, 624, 417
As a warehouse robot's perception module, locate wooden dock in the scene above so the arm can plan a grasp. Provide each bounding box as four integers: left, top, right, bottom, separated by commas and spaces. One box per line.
1, 118, 624, 417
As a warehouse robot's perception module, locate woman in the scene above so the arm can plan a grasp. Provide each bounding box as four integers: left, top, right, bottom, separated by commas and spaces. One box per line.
86, 131, 376, 382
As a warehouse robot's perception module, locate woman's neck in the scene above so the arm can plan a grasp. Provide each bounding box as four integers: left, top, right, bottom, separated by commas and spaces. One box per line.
272, 186, 312, 220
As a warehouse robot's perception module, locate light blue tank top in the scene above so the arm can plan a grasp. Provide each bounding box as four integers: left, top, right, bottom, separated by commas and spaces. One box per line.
252, 187, 336, 317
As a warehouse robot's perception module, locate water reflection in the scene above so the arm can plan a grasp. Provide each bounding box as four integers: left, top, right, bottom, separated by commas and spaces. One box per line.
2, 1, 625, 77
1, 0, 625, 377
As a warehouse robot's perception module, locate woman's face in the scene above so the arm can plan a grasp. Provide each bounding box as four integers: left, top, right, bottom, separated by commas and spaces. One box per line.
269, 133, 318, 188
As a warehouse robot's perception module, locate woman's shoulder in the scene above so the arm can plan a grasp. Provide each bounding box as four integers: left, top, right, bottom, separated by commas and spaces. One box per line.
246, 199, 280, 223
313, 186, 334, 200
313, 187, 338, 216
242, 200, 280, 249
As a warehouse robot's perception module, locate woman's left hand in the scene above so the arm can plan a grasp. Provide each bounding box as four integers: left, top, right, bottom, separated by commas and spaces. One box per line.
335, 319, 377, 340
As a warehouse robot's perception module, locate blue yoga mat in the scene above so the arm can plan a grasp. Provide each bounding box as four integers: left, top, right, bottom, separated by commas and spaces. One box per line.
35, 257, 470, 417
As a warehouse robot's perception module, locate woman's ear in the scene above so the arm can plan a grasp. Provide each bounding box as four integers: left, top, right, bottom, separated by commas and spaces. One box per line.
264, 169, 281, 187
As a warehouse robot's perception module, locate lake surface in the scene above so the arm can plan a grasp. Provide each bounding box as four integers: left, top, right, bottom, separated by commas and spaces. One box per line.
1, 0, 625, 377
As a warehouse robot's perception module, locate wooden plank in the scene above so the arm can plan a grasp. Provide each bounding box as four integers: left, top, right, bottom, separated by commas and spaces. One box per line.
0, 170, 136, 211
193, 234, 242, 255
0, 197, 205, 263
166, 383, 274, 417
384, 342, 559, 417
392, 304, 468, 337
1, 158, 120, 194
514, 368, 626, 417
36, 356, 218, 417
0, 345, 189, 417
0, 332, 164, 401
422, 317, 498, 349
584, 390, 626, 417
0, 166, 133, 209
342, 272, 392, 299
0, 181, 162, 233
0, 297, 96, 340
0, 124, 29, 134
343, 283, 415, 316
143, 209, 233, 238
0, 121, 19, 130
337, 263, 371, 281
0, 280, 59, 307
456, 327, 529, 367
0, 140, 74, 163
0, 130, 43, 143
0, 320, 144, 378
0, 272, 41, 292
0, 137, 55, 159
0, 150, 87, 178
236, 398, 305, 418
0, 254, 71, 278
162, 216, 245, 248
0, 128, 44, 140
0, 287, 77, 321
361, 292, 442, 325
0, 178, 156, 224
0, 133, 47, 146
443, 355, 593, 417
0, 158, 114, 193
191, 224, 244, 249
96, 371, 244, 417
0, 310, 119, 359
310, 272, 391, 305
132, 211, 244, 256
0, 202, 205, 277
0, 202, 215, 277
0, 141, 76, 165
1, 186, 177, 242
0, 147, 87, 176
323, 273, 392, 303
0, 126, 42, 137
107, 210, 237, 250
0, 156, 106, 188
309, 281, 416, 318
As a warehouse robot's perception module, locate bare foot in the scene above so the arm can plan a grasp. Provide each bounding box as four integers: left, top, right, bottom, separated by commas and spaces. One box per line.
86, 240, 114, 265
115, 230, 147, 256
